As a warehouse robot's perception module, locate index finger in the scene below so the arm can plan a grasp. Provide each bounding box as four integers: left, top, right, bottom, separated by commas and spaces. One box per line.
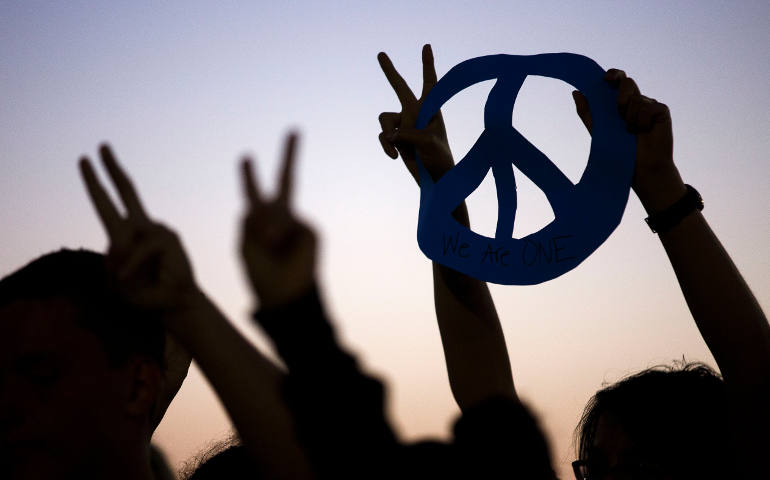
79, 157, 122, 238
377, 52, 417, 107
276, 132, 298, 206
241, 157, 262, 207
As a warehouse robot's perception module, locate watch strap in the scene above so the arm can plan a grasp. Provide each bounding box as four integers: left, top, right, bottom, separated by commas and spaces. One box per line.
644, 184, 703, 234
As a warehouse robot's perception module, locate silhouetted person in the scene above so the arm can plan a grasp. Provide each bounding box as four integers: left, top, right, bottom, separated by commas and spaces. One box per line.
377, 45, 558, 478
240, 134, 556, 479
77, 144, 314, 480
571, 69, 769, 480
574, 362, 730, 479
378, 45, 769, 479
0, 249, 167, 479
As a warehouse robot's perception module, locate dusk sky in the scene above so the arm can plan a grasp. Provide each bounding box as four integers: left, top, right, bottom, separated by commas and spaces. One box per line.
2, 1, 768, 477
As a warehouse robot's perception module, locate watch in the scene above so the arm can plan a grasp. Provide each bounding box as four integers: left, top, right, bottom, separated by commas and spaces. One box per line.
644, 184, 703, 234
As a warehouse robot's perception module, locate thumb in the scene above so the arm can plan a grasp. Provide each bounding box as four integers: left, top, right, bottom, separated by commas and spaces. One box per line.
572, 91, 593, 135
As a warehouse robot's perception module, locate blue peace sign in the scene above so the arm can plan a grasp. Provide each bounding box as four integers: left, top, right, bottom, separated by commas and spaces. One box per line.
415, 53, 636, 285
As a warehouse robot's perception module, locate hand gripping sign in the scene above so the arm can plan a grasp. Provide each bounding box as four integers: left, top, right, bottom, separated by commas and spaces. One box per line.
415, 53, 636, 285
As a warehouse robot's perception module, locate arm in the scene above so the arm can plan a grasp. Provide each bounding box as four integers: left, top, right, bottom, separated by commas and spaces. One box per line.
572, 70, 770, 389
240, 134, 399, 479
649, 189, 769, 388
78, 145, 314, 480
377, 45, 516, 411
574, 70, 770, 476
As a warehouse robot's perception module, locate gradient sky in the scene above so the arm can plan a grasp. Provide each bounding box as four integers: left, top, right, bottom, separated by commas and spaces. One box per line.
2, 1, 769, 477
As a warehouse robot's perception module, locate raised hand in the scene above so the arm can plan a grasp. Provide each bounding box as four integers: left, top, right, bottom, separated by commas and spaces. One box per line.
572, 69, 686, 212
378, 44, 454, 184
240, 133, 317, 309
79, 145, 199, 317
379, 46, 514, 411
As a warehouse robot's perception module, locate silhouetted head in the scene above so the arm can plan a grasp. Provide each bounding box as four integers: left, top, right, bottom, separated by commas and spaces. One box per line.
574, 362, 731, 479
0, 249, 165, 479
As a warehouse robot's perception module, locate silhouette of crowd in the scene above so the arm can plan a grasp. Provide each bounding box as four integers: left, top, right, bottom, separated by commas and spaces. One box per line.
1, 45, 767, 479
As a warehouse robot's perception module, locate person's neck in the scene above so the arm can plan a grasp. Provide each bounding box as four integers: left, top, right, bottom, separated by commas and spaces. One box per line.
91, 435, 154, 480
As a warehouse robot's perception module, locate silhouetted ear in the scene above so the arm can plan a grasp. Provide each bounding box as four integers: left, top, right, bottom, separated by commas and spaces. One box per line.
151, 334, 191, 431
123, 356, 163, 424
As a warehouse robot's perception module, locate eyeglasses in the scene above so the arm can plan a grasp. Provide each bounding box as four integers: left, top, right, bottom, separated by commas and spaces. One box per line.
572, 459, 664, 480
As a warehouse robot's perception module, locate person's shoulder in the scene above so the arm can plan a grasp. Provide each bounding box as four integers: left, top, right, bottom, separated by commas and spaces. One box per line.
398, 440, 454, 479
453, 397, 557, 479
453, 396, 532, 436
149, 444, 176, 480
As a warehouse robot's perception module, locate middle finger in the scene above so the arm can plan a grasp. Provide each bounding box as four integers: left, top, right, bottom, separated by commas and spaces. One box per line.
79, 157, 123, 238
99, 144, 150, 223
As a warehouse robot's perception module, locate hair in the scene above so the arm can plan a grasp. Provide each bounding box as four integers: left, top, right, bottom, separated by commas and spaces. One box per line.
575, 361, 732, 477
0, 248, 165, 366
181, 436, 258, 480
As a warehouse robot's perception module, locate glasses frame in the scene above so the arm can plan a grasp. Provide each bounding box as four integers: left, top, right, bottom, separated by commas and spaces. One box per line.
571, 459, 665, 480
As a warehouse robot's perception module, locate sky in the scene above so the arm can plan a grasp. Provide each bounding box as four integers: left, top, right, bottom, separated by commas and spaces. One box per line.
1, 1, 769, 477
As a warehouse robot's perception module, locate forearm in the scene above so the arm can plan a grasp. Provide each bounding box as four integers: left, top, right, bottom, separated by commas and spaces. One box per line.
659, 212, 770, 385
433, 204, 516, 411
168, 291, 314, 480
255, 284, 356, 375
638, 172, 770, 388
643, 174, 770, 478
255, 283, 399, 478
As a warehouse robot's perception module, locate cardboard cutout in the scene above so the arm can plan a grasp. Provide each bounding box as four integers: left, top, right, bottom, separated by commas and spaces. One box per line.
415, 53, 635, 284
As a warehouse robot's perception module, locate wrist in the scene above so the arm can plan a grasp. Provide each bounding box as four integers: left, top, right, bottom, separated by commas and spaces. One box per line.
632, 165, 686, 215
257, 277, 317, 310
644, 184, 703, 234
162, 286, 211, 337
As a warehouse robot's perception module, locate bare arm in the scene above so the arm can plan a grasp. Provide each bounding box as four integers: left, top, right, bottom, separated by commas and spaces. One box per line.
652, 186, 769, 388
378, 45, 516, 411
431, 218, 517, 411
654, 198, 769, 479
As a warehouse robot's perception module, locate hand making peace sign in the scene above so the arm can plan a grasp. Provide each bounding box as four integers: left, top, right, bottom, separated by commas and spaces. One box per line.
378, 44, 454, 185
240, 132, 317, 309
79, 145, 198, 316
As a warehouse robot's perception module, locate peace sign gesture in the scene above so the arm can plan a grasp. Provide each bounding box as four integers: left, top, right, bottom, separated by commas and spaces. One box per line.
79, 145, 197, 315
378, 44, 454, 185
240, 133, 317, 309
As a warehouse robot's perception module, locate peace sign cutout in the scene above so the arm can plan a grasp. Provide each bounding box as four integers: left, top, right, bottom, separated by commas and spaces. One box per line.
415, 53, 636, 285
